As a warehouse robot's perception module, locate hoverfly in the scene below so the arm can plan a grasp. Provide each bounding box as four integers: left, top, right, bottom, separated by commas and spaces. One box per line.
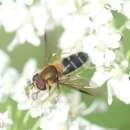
29, 32, 101, 98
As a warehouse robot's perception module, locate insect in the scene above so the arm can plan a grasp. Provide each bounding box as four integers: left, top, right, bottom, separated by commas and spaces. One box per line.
29, 32, 101, 97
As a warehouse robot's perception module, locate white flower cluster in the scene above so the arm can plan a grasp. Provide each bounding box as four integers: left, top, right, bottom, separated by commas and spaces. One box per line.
0, 50, 113, 130
0, 49, 37, 103
39, 91, 111, 130
57, 0, 130, 105
122, 1, 130, 29
0, 0, 128, 52
0, 0, 130, 129
0, 50, 18, 101
0, 0, 49, 51
0, 111, 13, 130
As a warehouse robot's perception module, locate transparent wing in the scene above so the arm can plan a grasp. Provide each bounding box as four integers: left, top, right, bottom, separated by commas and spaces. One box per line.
59, 74, 102, 96
42, 32, 51, 65
42, 31, 62, 65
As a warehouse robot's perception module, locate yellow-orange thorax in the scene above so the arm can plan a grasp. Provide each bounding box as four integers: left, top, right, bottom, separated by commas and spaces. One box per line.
39, 63, 64, 87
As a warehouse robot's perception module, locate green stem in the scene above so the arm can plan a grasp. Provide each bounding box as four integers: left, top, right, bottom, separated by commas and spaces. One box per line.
23, 111, 30, 125
119, 21, 129, 32
31, 118, 41, 130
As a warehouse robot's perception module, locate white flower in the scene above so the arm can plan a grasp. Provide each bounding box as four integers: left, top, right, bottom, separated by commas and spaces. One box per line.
83, 26, 121, 67
58, 2, 120, 63
90, 67, 112, 87
66, 91, 112, 130
58, 0, 115, 57
59, 13, 91, 57
40, 95, 69, 130
59, 31, 84, 57
122, 1, 130, 19
0, 0, 24, 32
12, 59, 41, 115
0, 111, 13, 130
42, 0, 76, 24
0, 58, 37, 102
108, 74, 130, 104
82, 0, 112, 20
0, 68, 18, 101
0, 50, 10, 75
16, 85, 58, 118
106, 0, 123, 12
82, 99, 108, 116
0, 1, 49, 51
0, 50, 11, 101
67, 91, 110, 130
11, 58, 37, 94
90, 55, 130, 105
40, 90, 110, 130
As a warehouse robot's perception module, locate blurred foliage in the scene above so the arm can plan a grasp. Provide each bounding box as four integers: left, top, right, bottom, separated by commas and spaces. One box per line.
0, 11, 130, 130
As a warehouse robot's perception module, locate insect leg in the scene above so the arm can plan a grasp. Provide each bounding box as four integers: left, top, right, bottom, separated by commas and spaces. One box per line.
57, 81, 62, 93
45, 84, 51, 96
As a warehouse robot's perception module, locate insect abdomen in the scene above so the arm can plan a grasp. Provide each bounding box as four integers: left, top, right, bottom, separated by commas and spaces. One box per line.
62, 52, 88, 74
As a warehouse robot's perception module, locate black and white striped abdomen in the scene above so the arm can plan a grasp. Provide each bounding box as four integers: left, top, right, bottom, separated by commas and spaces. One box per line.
62, 52, 88, 74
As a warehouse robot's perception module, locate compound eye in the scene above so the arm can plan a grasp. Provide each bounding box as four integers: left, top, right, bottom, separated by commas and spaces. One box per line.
32, 73, 46, 90
37, 79, 46, 90
33, 73, 39, 81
